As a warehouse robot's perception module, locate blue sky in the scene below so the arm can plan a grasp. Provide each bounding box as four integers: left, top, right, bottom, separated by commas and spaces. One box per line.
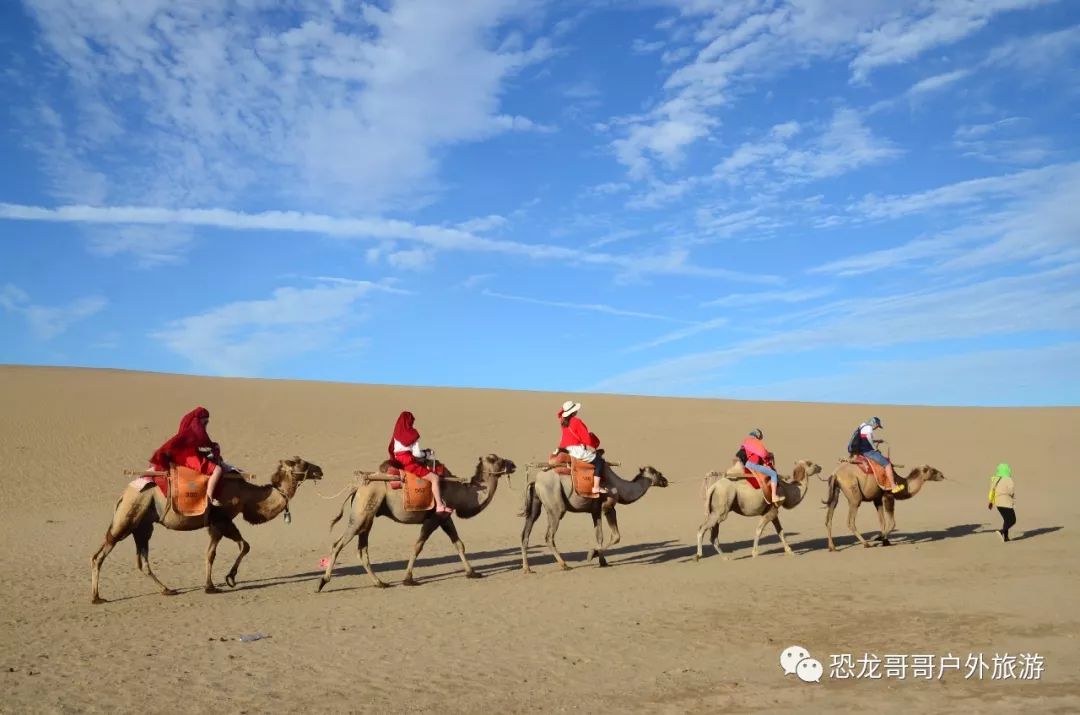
1, 0, 1078, 406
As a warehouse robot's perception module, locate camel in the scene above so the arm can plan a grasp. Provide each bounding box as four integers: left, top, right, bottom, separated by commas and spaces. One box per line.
822, 462, 945, 551
90, 456, 323, 604
317, 454, 516, 590
518, 462, 668, 572
694, 459, 821, 561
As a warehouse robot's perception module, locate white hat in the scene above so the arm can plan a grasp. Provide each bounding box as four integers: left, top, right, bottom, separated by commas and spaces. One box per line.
560, 400, 581, 417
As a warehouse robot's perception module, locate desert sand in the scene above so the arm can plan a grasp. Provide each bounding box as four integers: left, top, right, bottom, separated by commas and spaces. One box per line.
0, 365, 1077, 714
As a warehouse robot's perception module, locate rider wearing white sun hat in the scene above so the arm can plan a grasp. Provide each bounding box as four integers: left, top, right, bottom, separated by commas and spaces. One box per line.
554, 400, 606, 495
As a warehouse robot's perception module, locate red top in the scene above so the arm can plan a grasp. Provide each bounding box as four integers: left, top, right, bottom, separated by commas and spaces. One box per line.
150, 406, 220, 469
388, 411, 421, 458
559, 415, 600, 450
741, 436, 769, 465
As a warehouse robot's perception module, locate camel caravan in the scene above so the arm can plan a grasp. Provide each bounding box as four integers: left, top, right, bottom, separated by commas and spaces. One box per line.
90, 404, 944, 602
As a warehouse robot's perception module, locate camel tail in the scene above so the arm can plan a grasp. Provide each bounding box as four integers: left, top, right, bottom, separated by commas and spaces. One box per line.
518, 480, 537, 518
822, 471, 840, 508
329, 486, 358, 530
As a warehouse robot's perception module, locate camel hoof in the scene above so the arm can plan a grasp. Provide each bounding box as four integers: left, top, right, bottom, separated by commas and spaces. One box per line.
372, 581, 390, 589
465, 571, 484, 579
721, 555, 731, 562
205, 585, 221, 594
693, 554, 700, 562
751, 551, 759, 559
91, 596, 107, 605
522, 568, 533, 575
401, 578, 419, 587
225, 574, 237, 588
881, 540, 892, 547
162, 588, 178, 596
785, 550, 794, 558
315, 578, 328, 593
828, 546, 837, 552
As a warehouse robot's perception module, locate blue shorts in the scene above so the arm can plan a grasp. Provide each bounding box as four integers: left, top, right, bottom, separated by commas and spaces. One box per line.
745, 461, 778, 483
864, 450, 889, 467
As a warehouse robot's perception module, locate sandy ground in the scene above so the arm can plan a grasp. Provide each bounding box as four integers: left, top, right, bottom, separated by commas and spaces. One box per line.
0, 365, 1077, 714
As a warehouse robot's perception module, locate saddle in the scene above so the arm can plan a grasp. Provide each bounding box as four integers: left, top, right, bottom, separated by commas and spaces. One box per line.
169, 466, 210, 517
383, 460, 437, 512
851, 455, 889, 488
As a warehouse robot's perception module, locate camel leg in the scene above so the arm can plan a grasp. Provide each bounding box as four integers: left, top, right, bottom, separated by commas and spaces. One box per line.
825, 482, 838, 552
772, 515, 794, 557
695, 508, 726, 562
846, 492, 871, 548
873, 497, 889, 546
520, 484, 543, 574
585, 511, 609, 567
440, 518, 481, 579
213, 519, 250, 588
133, 520, 176, 596
752, 509, 774, 558
603, 507, 621, 548
317, 512, 365, 591
543, 507, 572, 571
204, 523, 224, 593
401, 518, 441, 586
882, 497, 896, 545
357, 521, 389, 589
91, 490, 156, 604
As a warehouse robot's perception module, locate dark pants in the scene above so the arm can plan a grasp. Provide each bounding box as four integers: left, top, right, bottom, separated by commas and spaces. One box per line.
997, 507, 1016, 540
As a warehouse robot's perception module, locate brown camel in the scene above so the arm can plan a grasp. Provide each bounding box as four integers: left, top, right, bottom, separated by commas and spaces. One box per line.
317, 454, 516, 589
694, 459, 822, 561
518, 462, 668, 572
822, 462, 945, 551
90, 456, 323, 604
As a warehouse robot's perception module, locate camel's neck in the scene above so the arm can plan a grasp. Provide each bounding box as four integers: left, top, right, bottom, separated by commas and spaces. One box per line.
782, 471, 809, 508
902, 471, 926, 498
449, 472, 499, 519
261, 472, 298, 515
610, 471, 652, 505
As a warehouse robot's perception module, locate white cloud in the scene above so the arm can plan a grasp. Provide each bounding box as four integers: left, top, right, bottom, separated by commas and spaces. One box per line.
455, 215, 509, 233
622, 317, 729, 353
906, 68, 972, 96
85, 225, 195, 267
151, 279, 400, 375
984, 24, 1080, 74
20, 0, 554, 218
593, 265, 1080, 394
701, 288, 832, 308
0, 202, 767, 282
952, 117, 1054, 165
0, 284, 107, 339
481, 289, 697, 324
718, 343, 1080, 406
849, 0, 1054, 82
386, 248, 435, 272
459, 273, 495, 290
611, 1, 1048, 178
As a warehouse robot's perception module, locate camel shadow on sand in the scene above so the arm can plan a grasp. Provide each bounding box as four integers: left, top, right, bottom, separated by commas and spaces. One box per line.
236, 539, 684, 592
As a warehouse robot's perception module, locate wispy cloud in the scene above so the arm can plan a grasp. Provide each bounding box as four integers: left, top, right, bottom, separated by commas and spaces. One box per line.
701, 288, 831, 309
0, 284, 107, 339
0, 202, 766, 282
621, 317, 729, 353
152, 279, 400, 375
481, 289, 697, 324
609, 1, 1035, 179
19, 0, 555, 227
594, 265, 1080, 394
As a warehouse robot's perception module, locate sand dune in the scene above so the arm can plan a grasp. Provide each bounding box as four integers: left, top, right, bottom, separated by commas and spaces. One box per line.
0, 366, 1076, 714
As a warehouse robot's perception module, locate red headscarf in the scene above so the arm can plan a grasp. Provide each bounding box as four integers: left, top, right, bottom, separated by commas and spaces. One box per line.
150, 406, 216, 467
388, 411, 421, 458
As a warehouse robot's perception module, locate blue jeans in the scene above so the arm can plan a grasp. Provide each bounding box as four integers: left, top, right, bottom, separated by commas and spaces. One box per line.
864, 450, 890, 467
746, 461, 778, 484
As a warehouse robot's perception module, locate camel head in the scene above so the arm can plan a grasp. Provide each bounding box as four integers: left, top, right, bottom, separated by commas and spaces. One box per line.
791, 460, 822, 483
638, 465, 668, 488
473, 453, 517, 482
911, 465, 945, 482
272, 456, 324, 486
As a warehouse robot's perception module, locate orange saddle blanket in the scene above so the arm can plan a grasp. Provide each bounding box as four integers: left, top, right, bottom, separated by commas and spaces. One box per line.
571, 458, 599, 499
382, 464, 436, 512
852, 456, 890, 488
169, 466, 209, 517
